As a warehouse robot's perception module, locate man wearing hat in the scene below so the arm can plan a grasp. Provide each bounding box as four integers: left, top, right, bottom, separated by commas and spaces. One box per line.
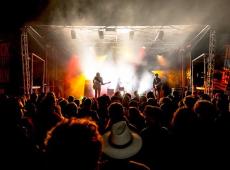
101, 121, 150, 170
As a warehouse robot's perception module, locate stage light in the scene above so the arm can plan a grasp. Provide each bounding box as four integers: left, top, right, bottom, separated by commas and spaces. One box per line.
155, 30, 164, 41
98, 29, 104, 39
129, 31, 134, 40
157, 54, 167, 66
71, 30, 76, 39
105, 27, 116, 32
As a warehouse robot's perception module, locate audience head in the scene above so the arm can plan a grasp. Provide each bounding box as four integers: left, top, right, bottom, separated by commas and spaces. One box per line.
67, 95, 75, 103
183, 95, 196, 109
108, 102, 124, 123
128, 107, 142, 122
74, 99, 80, 107
65, 102, 78, 118
128, 99, 139, 108
102, 121, 142, 159
143, 105, 162, 128
146, 91, 155, 99
124, 93, 132, 99
83, 98, 92, 108
171, 107, 197, 133
147, 98, 158, 106
111, 95, 122, 104
193, 100, 216, 122
159, 97, 171, 106
41, 91, 56, 108
45, 118, 102, 169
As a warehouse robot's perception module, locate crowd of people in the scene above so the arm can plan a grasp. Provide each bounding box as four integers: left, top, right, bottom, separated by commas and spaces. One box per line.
0, 89, 229, 169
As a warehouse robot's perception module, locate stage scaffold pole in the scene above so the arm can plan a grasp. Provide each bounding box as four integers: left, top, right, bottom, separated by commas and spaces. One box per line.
21, 26, 31, 95
205, 29, 216, 96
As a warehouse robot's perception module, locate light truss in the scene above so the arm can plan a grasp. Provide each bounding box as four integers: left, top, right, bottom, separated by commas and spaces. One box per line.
32, 24, 205, 50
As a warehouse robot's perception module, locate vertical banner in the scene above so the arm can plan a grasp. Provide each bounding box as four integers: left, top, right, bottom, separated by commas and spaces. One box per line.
0, 42, 10, 85
224, 45, 230, 69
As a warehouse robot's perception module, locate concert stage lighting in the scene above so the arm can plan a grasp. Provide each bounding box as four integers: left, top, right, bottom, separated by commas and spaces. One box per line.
155, 30, 164, 41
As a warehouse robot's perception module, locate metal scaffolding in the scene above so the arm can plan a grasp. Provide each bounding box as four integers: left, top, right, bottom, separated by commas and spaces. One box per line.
21, 26, 47, 95
205, 30, 216, 95
21, 26, 30, 95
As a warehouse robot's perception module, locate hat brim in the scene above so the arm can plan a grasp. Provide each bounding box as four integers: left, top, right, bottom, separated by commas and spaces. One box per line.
102, 131, 142, 159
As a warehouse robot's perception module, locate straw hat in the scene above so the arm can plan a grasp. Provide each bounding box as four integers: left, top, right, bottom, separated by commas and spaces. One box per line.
102, 121, 142, 159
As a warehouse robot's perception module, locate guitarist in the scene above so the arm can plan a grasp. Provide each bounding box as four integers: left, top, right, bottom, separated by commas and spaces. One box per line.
153, 73, 162, 100
93, 72, 104, 98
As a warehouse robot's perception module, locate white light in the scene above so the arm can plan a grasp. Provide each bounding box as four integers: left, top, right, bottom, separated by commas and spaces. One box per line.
117, 28, 131, 33
138, 72, 153, 94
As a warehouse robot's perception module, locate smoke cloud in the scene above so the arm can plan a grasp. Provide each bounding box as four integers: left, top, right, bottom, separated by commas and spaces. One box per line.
36, 0, 230, 29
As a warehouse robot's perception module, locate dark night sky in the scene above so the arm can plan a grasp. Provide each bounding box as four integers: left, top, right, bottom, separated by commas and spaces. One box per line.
0, 0, 230, 32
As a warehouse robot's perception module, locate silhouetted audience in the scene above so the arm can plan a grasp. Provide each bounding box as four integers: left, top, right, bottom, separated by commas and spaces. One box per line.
1, 89, 230, 170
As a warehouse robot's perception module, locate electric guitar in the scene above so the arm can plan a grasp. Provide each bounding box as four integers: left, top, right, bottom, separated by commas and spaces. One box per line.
154, 82, 162, 89
153, 78, 162, 89
93, 81, 111, 89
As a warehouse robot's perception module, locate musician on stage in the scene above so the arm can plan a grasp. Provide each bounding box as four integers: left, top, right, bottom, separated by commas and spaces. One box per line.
153, 73, 162, 100
93, 72, 104, 98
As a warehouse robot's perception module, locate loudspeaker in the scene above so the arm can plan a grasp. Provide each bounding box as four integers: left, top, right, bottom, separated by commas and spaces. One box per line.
98, 30, 104, 39
71, 30, 76, 39
84, 80, 93, 97
129, 31, 134, 40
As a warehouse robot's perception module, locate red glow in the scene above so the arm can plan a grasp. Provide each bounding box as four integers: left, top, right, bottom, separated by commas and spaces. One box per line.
64, 55, 86, 98
65, 55, 80, 83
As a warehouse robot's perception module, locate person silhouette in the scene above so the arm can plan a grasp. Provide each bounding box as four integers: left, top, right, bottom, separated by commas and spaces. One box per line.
93, 72, 104, 98
153, 73, 162, 100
